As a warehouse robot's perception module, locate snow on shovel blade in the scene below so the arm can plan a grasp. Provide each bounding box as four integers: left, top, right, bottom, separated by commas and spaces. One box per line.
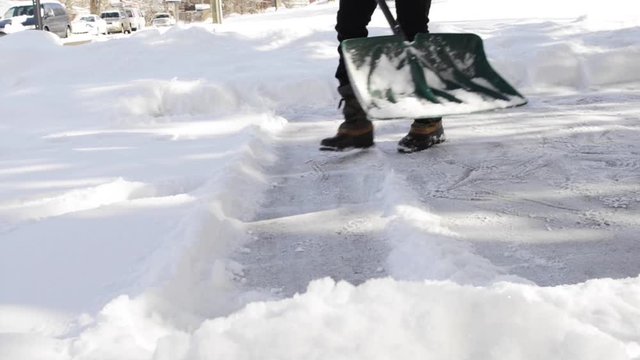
342, 33, 527, 119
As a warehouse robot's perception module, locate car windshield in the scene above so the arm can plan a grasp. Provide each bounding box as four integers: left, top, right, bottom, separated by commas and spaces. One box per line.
101, 12, 119, 19
155, 14, 169, 19
4, 5, 34, 18
80, 16, 94, 21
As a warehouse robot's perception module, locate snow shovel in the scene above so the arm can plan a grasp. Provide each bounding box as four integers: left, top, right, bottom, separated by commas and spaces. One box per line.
341, 0, 527, 120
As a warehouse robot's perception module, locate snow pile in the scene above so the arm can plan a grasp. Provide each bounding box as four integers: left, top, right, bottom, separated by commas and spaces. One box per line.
4, 278, 639, 359
178, 278, 639, 360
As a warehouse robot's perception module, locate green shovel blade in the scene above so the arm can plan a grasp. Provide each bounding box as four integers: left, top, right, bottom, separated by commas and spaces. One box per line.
341, 33, 527, 119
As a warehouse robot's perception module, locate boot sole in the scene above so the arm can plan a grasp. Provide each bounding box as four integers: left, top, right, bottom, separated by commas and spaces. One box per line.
319, 143, 375, 152
319, 130, 374, 152
397, 137, 445, 154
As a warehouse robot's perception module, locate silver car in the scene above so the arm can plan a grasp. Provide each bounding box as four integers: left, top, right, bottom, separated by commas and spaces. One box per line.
100, 9, 131, 34
0, 1, 71, 38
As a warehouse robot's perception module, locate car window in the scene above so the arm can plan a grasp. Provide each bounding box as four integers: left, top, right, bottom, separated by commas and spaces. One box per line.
43, 4, 54, 16
80, 16, 94, 21
101, 12, 119, 19
125, 10, 133, 17
18, 6, 30, 16
6, 5, 33, 17
155, 14, 169, 19
52, 4, 65, 16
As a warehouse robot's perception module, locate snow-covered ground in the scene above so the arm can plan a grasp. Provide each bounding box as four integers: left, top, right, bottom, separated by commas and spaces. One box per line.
1, 0, 639, 359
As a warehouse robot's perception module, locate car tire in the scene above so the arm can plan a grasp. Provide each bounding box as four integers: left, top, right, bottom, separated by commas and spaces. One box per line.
65, 26, 71, 38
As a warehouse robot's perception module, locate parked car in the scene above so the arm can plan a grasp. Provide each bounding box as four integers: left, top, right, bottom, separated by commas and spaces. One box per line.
70, 14, 107, 35
0, 0, 70, 38
151, 13, 175, 27
100, 9, 131, 34
124, 7, 145, 31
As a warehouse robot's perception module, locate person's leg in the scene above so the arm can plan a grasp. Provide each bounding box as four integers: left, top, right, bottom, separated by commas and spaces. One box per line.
334, 0, 378, 86
396, 0, 445, 153
321, 0, 378, 151
395, 0, 429, 41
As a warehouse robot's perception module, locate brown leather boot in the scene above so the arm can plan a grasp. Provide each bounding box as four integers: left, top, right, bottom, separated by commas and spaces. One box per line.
320, 119, 374, 151
320, 84, 374, 151
397, 119, 445, 153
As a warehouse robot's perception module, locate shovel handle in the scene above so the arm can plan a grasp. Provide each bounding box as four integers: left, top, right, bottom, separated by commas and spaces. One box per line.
375, 0, 406, 39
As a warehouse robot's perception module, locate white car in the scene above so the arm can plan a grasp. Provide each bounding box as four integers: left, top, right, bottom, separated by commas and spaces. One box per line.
151, 13, 175, 27
124, 7, 145, 31
71, 14, 107, 35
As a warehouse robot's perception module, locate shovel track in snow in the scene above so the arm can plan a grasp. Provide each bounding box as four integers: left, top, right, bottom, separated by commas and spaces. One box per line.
372, 93, 640, 286
235, 124, 390, 297
234, 90, 640, 296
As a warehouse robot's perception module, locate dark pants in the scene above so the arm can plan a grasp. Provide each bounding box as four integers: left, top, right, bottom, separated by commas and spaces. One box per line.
335, 0, 433, 86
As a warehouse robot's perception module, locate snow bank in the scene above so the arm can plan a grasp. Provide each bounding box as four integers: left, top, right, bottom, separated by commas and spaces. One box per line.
177, 278, 639, 360
0, 27, 288, 341
12, 277, 638, 360
482, 24, 640, 91
0, 27, 335, 131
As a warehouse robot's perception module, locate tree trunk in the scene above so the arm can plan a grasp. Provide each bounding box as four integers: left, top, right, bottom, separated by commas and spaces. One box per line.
90, 0, 100, 15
